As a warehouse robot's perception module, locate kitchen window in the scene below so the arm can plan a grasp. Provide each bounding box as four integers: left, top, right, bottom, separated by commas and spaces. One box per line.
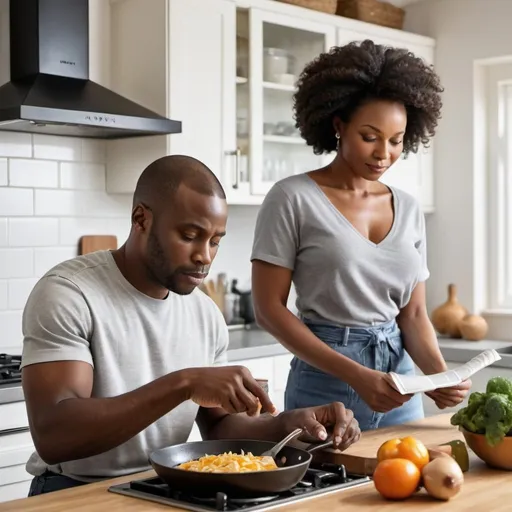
487, 63, 512, 312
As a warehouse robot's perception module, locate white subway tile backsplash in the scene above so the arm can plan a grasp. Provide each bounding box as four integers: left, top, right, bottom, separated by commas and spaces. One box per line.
0, 188, 33, 216
9, 218, 59, 247
9, 159, 59, 188
0, 219, 7, 246
59, 218, 121, 245
82, 139, 106, 163
0, 133, 32, 158
0, 131, 139, 353
0, 249, 34, 278
0, 311, 23, 351
35, 189, 130, 217
8, 279, 38, 310
33, 134, 82, 161
34, 247, 77, 277
0, 159, 7, 186
107, 218, 131, 246
60, 162, 105, 190
0, 281, 8, 310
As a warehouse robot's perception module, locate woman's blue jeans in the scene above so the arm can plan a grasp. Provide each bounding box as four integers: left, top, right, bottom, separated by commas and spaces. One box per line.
284, 319, 424, 430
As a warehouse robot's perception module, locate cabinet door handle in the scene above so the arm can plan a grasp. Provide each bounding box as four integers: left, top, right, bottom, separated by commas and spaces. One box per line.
225, 148, 241, 189
0, 426, 30, 437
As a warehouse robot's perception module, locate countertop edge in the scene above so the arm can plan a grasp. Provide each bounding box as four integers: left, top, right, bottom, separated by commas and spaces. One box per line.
226, 342, 290, 362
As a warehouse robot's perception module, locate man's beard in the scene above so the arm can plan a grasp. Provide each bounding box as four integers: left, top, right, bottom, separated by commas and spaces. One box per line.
146, 229, 186, 295
146, 229, 207, 296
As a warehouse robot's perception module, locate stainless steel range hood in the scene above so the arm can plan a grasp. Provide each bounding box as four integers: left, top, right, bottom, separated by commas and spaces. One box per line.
0, 0, 182, 139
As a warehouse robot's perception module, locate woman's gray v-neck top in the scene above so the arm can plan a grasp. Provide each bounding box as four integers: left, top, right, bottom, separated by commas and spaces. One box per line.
251, 173, 429, 327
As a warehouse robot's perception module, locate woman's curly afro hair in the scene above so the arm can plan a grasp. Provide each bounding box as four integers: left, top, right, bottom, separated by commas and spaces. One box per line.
293, 39, 443, 156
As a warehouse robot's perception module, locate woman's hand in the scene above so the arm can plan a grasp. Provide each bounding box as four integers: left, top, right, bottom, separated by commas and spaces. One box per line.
425, 379, 472, 409
352, 369, 414, 412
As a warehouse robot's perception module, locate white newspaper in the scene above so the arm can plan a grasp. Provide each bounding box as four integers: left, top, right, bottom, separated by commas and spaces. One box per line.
390, 349, 502, 395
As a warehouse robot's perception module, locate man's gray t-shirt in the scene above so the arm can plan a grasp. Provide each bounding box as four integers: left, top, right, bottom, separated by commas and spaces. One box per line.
21, 250, 228, 481
251, 174, 429, 327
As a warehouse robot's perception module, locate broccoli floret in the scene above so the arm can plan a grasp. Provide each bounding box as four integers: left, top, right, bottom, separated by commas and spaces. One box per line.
467, 408, 488, 433
450, 408, 466, 427
467, 392, 487, 414
486, 376, 512, 398
451, 385, 512, 445
451, 392, 487, 430
483, 393, 512, 446
450, 398, 487, 433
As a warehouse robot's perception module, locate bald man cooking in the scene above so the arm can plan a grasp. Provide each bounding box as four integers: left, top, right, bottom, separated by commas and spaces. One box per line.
21, 155, 360, 496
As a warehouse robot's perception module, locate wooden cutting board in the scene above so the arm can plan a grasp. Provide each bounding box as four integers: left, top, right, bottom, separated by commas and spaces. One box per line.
307, 415, 469, 476
79, 235, 118, 255
311, 442, 461, 476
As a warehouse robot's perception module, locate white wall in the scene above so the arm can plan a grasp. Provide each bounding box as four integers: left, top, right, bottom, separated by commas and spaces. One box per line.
0, 132, 260, 355
403, 0, 512, 320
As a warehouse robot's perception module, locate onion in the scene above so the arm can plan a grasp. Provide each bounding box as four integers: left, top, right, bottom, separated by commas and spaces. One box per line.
422, 456, 464, 500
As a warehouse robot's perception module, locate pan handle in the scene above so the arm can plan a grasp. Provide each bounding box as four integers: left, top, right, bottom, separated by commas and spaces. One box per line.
304, 440, 336, 454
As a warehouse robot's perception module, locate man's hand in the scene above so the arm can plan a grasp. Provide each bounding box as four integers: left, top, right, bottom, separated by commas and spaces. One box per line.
278, 402, 361, 451
184, 366, 277, 417
425, 379, 472, 409
352, 369, 414, 412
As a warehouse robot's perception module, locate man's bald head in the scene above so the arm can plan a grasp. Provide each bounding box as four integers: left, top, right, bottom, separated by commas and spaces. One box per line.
133, 155, 226, 211
129, 155, 227, 296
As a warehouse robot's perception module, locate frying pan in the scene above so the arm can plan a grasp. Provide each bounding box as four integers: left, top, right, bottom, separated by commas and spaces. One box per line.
149, 438, 331, 495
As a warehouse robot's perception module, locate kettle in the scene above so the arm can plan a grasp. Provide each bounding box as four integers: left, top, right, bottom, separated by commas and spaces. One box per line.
231, 279, 255, 325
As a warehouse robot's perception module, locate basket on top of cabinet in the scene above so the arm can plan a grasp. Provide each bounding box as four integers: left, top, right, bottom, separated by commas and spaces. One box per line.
275, 0, 338, 15
336, 0, 405, 30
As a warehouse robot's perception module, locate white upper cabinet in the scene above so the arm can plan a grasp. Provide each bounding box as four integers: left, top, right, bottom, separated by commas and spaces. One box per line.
104, 0, 436, 212
105, 0, 237, 196
167, 0, 237, 193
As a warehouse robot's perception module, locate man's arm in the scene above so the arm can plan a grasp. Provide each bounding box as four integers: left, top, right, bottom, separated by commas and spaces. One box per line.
196, 402, 362, 451
23, 361, 190, 465
196, 407, 280, 442
24, 361, 281, 465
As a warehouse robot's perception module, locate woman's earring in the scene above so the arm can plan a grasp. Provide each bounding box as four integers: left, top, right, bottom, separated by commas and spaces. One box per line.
335, 132, 340, 150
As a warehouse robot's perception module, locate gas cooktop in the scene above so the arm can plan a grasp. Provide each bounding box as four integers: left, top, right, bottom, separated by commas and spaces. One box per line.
108, 463, 371, 511
0, 354, 22, 384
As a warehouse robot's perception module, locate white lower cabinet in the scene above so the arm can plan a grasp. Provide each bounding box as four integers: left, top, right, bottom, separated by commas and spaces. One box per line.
0, 402, 34, 503
227, 354, 293, 414
272, 354, 294, 413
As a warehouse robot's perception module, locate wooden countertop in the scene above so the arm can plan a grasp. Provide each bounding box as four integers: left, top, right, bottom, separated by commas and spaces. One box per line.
2, 413, 510, 511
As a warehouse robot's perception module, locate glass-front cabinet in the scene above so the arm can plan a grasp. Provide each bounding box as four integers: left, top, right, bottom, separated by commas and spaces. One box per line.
106, 0, 436, 212
229, 8, 336, 201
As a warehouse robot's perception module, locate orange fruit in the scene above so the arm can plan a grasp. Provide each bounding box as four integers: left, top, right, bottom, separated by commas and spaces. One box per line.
373, 458, 421, 500
377, 436, 429, 471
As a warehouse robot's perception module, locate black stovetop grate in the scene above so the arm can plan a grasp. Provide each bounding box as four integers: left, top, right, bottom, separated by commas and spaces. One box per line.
0, 354, 22, 383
